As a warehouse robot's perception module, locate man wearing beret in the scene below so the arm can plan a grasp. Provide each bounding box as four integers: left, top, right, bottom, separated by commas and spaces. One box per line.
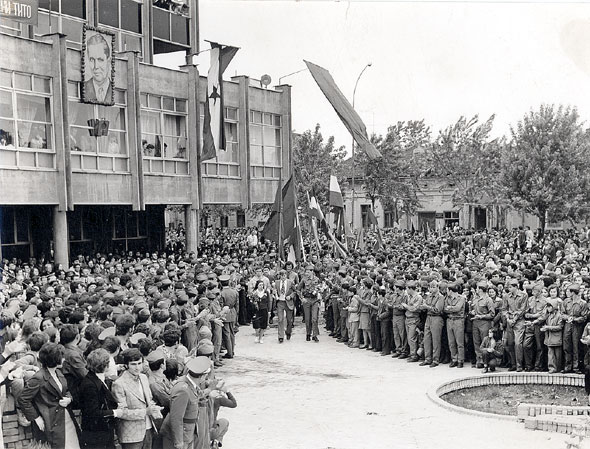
161, 357, 211, 449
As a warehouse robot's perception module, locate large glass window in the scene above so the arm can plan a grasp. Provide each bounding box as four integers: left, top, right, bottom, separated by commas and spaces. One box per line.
444, 211, 460, 228
140, 93, 188, 175
111, 208, 148, 253
199, 103, 240, 178
0, 71, 54, 169
97, 0, 143, 55
36, 0, 86, 49
152, 1, 190, 48
249, 110, 282, 179
1, 207, 30, 255
68, 82, 129, 172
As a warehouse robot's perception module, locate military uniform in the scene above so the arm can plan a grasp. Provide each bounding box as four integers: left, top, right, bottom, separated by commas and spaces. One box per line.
404, 283, 423, 361
562, 286, 587, 372
524, 294, 547, 371
471, 286, 496, 367
390, 282, 408, 358
422, 287, 445, 366
444, 290, 465, 366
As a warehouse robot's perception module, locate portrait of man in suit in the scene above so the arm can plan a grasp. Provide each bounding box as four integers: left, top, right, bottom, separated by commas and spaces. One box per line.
82, 27, 115, 105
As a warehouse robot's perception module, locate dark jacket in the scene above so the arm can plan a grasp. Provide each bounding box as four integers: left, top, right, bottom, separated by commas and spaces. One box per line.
18, 368, 81, 449
80, 372, 118, 432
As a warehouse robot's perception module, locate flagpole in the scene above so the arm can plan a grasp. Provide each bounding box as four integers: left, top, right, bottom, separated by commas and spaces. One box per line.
278, 167, 284, 264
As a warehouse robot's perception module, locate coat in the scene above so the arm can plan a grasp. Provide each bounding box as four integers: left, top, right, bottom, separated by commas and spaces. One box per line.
79, 372, 118, 447
220, 286, 239, 323
160, 376, 201, 449
18, 368, 81, 449
111, 370, 158, 444
273, 278, 296, 311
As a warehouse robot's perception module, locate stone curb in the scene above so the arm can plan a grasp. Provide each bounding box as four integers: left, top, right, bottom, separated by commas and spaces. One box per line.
426, 372, 584, 422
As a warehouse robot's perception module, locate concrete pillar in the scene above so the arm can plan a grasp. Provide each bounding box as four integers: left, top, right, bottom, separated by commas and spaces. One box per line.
185, 206, 199, 254
52, 206, 69, 268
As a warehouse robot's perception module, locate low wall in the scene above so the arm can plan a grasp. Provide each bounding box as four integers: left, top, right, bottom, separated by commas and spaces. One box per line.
427, 372, 585, 421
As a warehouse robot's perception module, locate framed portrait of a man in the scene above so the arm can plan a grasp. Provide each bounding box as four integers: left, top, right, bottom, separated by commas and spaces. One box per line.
81, 26, 115, 106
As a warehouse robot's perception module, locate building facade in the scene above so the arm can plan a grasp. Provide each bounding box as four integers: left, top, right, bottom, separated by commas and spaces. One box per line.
343, 177, 545, 232
0, 0, 292, 267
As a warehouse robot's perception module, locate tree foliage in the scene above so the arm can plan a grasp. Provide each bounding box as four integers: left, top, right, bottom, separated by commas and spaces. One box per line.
293, 124, 347, 208
501, 105, 590, 231
427, 115, 503, 206
358, 120, 430, 221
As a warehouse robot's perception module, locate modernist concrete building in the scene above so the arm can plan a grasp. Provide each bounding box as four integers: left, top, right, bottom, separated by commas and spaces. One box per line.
0, 0, 292, 266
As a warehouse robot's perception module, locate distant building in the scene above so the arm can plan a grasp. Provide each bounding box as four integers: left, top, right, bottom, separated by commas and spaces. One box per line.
342, 175, 554, 232
0, 0, 292, 266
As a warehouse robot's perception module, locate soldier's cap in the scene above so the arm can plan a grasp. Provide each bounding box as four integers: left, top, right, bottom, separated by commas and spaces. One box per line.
394, 280, 406, 288
198, 326, 213, 339
546, 298, 559, 308
219, 274, 231, 283
174, 282, 184, 290
186, 356, 212, 376
407, 280, 417, 289
206, 292, 217, 300
186, 287, 198, 297
146, 348, 165, 363
103, 292, 115, 300
196, 339, 214, 355
208, 273, 218, 280
196, 273, 209, 283
161, 279, 172, 286
129, 332, 147, 345
137, 308, 151, 320
568, 283, 581, 292
98, 326, 116, 341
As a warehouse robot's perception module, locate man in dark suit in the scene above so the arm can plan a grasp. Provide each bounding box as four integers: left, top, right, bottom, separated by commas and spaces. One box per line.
84, 33, 112, 104
160, 357, 210, 449
273, 270, 296, 342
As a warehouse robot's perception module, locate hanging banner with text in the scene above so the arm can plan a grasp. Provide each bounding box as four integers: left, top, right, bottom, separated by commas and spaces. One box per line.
0, 0, 38, 25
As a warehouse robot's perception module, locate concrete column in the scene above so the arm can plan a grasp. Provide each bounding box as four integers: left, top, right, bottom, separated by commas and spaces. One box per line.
52, 206, 69, 268
185, 206, 199, 254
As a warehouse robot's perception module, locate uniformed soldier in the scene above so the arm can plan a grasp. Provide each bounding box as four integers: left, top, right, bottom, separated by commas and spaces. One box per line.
524, 283, 547, 371
390, 279, 408, 359
444, 281, 465, 368
470, 281, 496, 368
504, 279, 528, 372
562, 283, 587, 373
403, 280, 422, 362
420, 280, 445, 367
160, 357, 211, 449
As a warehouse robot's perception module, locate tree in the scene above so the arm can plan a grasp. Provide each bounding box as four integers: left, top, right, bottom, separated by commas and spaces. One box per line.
501, 105, 590, 231
427, 115, 503, 207
358, 120, 430, 223
292, 124, 347, 209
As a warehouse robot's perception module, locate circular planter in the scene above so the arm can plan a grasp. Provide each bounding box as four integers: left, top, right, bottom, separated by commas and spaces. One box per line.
427, 372, 585, 421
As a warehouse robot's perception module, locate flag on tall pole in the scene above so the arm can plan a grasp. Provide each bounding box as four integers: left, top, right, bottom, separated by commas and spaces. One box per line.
306, 192, 322, 250
202, 42, 239, 162
304, 60, 381, 160
261, 176, 305, 263
367, 207, 384, 249
329, 175, 344, 209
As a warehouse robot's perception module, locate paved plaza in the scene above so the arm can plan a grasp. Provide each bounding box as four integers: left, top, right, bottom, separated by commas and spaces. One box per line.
218, 320, 568, 449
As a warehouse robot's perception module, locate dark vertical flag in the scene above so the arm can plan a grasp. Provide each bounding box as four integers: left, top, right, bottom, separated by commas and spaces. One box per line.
202, 42, 239, 162
367, 207, 384, 249
304, 60, 381, 160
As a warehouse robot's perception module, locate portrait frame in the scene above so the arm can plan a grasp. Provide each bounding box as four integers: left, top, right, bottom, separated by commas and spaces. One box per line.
81, 25, 116, 106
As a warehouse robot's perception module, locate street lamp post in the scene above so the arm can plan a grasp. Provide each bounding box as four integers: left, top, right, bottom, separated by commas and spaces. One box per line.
351, 62, 372, 231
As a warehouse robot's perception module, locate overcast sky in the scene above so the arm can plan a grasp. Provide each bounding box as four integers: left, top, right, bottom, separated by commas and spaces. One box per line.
155, 0, 590, 155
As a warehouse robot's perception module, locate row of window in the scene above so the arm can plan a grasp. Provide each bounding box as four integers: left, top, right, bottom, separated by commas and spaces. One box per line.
0, 0, 190, 53
0, 70, 284, 179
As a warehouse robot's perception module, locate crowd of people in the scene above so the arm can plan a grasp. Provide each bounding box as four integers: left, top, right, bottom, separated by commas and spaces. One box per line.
3, 223, 590, 449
